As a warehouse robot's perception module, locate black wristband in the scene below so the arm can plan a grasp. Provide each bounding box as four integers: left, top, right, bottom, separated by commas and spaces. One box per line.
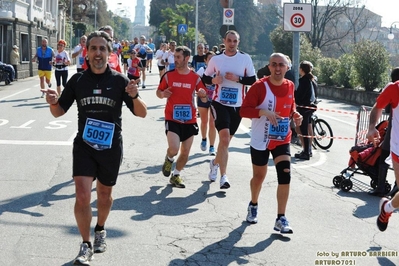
131, 93, 140, 99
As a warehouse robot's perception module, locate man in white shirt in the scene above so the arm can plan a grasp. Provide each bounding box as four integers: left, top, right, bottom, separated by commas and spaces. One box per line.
71, 35, 87, 72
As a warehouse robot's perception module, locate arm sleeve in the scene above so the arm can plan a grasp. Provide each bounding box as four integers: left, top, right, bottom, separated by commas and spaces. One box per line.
240, 76, 256, 86
202, 74, 213, 84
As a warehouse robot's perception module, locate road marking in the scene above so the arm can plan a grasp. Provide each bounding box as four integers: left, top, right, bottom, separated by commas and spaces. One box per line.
0, 140, 72, 145
318, 113, 355, 127
293, 152, 327, 169
68, 131, 77, 142
0, 89, 30, 102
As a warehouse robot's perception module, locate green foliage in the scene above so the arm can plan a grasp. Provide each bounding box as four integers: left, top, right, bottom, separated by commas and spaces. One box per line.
331, 54, 356, 88
269, 27, 322, 64
149, 0, 264, 53
269, 26, 293, 57
317, 58, 340, 86
299, 37, 323, 67
254, 5, 279, 57
352, 40, 390, 91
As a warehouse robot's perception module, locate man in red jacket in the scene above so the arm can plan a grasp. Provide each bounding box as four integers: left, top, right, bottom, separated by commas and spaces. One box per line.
240, 53, 302, 234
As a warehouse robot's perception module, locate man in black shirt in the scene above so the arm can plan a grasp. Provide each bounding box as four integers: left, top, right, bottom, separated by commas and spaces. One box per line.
41, 30, 147, 265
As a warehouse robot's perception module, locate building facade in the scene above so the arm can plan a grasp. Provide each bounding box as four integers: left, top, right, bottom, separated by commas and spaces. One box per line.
0, 0, 64, 79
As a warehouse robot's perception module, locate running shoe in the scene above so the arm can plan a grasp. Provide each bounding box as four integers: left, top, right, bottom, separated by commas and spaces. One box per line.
377, 197, 393, 232
246, 203, 258, 224
73, 243, 94, 265
93, 230, 107, 253
208, 159, 219, 182
200, 140, 207, 151
220, 175, 230, 189
142, 85, 146, 89
209, 146, 216, 156
162, 156, 173, 177
48, 82, 52, 88
274, 216, 293, 234
169, 174, 185, 188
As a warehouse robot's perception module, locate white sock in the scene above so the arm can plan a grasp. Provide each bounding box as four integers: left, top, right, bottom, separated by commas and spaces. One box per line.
173, 169, 180, 176
384, 200, 395, 213
167, 156, 174, 162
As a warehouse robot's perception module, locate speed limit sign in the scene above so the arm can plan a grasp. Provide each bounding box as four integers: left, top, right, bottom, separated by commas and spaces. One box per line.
283, 3, 312, 32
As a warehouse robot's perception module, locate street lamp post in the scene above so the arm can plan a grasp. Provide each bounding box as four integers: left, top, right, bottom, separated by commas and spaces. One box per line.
70, 0, 73, 50
94, 0, 97, 29
388, 21, 399, 40
195, 0, 198, 52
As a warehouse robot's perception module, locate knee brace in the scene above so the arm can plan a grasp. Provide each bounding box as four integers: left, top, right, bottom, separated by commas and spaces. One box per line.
276, 161, 291, 185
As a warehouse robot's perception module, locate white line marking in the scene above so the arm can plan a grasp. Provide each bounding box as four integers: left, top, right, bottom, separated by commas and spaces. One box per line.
0, 89, 30, 102
318, 113, 355, 127
293, 152, 328, 169
68, 131, 77, 142
0, 140, 72, 146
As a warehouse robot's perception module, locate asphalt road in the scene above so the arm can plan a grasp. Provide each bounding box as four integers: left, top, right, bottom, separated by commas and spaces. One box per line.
0, 65, 398, 266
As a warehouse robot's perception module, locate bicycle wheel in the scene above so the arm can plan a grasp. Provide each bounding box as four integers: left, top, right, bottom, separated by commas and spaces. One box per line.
313, 118, 333, 150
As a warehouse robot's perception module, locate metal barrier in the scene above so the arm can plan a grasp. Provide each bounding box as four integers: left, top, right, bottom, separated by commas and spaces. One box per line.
355, 105, 390, 146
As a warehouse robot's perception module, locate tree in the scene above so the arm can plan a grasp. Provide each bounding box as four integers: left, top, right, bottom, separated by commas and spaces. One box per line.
352, 40, 390, 91
269, 26, 322, 64
332, 53, 356, 88
149, 0, 263, 53
254, 4, 279, 56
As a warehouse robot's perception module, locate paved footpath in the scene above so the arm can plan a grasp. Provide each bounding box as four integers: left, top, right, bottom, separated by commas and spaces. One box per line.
1, 65, 399, 266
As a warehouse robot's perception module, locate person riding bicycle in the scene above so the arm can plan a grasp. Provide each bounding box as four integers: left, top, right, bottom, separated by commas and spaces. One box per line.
294, 60, 318, 160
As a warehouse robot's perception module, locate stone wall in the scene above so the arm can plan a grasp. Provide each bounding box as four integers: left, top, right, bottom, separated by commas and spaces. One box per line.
318, 85, 379, 107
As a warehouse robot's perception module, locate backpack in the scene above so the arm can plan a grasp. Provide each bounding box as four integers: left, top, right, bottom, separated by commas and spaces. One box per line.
138, 46, 147, 59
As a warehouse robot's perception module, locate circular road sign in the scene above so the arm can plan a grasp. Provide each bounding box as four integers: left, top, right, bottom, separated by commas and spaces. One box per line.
224, 9, 233, 18
290, 13, 305, 28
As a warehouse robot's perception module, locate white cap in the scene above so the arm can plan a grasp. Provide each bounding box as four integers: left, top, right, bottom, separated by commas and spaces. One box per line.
13, 45, 18, 49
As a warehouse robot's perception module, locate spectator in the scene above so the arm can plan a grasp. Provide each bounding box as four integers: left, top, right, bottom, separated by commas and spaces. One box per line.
10, 45, 19, 81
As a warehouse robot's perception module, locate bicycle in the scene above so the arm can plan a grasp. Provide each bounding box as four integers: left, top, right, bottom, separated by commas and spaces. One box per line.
311, 101, 334, 150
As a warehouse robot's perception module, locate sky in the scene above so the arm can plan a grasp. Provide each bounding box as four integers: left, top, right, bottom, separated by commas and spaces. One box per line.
106, 0, 399, 28
105, 0, 151, 25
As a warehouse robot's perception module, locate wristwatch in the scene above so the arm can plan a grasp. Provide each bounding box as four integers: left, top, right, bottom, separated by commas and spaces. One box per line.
238, 76, 242, 83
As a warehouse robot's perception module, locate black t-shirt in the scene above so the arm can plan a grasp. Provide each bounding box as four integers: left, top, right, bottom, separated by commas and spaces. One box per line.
191, 55, 206, 72
59, 66, 135, 147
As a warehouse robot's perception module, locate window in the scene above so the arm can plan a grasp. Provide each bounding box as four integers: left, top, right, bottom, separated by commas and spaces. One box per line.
20, 33, 29, 63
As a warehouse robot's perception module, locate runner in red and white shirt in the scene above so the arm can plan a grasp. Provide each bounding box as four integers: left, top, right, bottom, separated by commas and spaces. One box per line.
367, 75, 399, 232
240, 52, 302, 233
156, 46, 207, 188
126, 50, 143, 81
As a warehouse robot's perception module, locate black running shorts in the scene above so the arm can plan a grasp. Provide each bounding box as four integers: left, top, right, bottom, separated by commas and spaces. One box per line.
210, 101, 241, 135
250, 143, 291, 166
165, 120, 199, 142
73, 139, 123, 186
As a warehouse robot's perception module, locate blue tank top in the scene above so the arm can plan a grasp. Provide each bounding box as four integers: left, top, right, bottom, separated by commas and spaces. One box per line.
37, 47, 53, 71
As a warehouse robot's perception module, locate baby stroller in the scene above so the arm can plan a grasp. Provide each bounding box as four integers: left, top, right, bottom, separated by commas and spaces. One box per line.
0, 65, 11, 85
332, 120, 391, 192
